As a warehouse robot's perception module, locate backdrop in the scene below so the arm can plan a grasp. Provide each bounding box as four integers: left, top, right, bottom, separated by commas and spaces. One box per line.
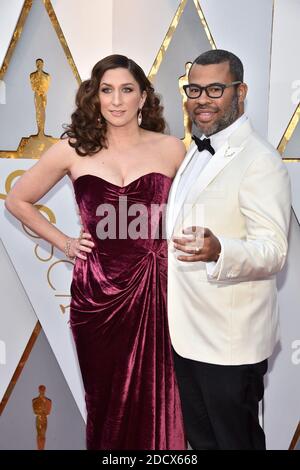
0, 0, 299, 450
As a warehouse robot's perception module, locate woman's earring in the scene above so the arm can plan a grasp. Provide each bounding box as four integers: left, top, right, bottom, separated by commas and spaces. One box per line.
137, 109, 142, 126
97, 115, 104, 126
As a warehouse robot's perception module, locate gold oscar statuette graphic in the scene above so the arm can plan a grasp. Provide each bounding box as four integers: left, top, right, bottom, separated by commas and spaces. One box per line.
22, 58, 57, 156
0, 58, 57, 159
30, 58, 50, 136
32, 385, 52, 450
179, 62, 192, 149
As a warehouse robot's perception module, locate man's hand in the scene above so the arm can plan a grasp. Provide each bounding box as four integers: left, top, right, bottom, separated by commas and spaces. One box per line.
173, 226, 221, 262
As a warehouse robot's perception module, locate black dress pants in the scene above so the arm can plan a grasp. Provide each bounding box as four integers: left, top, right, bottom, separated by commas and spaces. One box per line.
173, 348, 268, 450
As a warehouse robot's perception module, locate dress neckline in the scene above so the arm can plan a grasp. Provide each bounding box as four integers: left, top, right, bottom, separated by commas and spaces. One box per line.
72, 172, 173, 189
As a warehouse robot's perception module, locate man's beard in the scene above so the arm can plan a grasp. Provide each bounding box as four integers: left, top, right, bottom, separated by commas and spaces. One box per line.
194, 93, 239, 137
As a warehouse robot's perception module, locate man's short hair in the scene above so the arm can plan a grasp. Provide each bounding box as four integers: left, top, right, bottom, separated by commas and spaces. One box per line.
192, 49, 244, 82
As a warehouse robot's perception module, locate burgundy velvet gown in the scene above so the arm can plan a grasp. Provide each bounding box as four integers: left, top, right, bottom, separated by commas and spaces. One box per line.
70, 172, 186, 450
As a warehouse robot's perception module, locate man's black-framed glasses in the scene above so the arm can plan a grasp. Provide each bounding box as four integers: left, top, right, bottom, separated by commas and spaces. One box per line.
183, 81, 242, 99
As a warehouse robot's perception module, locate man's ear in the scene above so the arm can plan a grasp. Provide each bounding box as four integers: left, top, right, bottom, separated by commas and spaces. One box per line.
238, 82, 248, 103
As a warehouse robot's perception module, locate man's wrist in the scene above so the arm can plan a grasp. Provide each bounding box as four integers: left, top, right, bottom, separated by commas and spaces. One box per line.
213, 239, 222, 261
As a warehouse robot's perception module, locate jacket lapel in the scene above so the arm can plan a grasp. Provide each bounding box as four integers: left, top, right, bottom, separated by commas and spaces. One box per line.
166, 143, 198, 238
171, 119, 253, 236
183, 143, 243, 207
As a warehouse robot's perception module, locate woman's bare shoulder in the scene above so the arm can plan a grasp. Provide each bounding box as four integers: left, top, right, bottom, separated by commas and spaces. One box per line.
40, 138, 79, 168
160, 133, 186, 151
152, 133, 186, 168
143, 131, 185, 152
48, 137, 75, 155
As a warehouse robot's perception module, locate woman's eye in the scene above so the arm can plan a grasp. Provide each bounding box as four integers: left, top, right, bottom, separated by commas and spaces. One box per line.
123, 87, 133, 93
100, 88, 111, 93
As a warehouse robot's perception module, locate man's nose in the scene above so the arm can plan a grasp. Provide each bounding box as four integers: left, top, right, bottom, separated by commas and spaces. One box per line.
194, 90, 211, 106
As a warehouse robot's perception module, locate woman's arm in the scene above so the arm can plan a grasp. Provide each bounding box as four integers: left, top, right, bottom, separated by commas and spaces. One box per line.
5, 139, 93, 260
171, 137, 186, 171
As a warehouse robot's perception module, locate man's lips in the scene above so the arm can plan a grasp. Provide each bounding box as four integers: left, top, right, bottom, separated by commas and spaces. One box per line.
193, 108, 217, 122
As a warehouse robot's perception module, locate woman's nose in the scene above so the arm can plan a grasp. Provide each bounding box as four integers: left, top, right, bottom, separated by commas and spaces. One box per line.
111, 90, 122, 106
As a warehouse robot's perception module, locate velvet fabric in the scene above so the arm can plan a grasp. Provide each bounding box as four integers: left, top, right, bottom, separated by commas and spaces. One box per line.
70, 173, 186, 450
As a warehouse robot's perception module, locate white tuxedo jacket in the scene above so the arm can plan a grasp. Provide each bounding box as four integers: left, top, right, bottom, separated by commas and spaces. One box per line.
167, 119, 291, 365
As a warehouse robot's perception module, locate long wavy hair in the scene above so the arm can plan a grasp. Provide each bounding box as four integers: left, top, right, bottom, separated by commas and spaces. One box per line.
62, 55, 166, 156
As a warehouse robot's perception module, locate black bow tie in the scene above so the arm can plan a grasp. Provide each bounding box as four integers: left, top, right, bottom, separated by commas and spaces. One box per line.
192, 135, 215, 155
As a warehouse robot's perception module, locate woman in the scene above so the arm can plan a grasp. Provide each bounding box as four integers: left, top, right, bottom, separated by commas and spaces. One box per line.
5, 55, 186, 450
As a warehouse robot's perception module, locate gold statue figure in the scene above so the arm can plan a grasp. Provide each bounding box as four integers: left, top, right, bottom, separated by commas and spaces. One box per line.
30, 58, 51, 136
32, 385, 52, 450
179, 62, 193, 149
0, 57, 57, 158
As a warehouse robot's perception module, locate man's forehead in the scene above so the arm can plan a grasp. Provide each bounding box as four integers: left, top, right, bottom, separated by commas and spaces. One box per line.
189, 62, 231, 82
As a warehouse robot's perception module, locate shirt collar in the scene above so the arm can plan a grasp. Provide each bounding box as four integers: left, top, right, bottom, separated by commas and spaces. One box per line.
202, 114, 248, 153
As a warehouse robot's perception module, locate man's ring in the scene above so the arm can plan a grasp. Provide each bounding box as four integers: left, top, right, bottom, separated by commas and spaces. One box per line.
195, 247, 201, 253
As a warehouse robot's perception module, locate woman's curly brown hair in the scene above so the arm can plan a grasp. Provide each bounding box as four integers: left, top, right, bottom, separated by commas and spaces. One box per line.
62, 54, 166, 156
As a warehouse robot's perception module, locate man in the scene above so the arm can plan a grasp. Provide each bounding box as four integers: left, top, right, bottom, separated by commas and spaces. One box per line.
167, 49, 291, 450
